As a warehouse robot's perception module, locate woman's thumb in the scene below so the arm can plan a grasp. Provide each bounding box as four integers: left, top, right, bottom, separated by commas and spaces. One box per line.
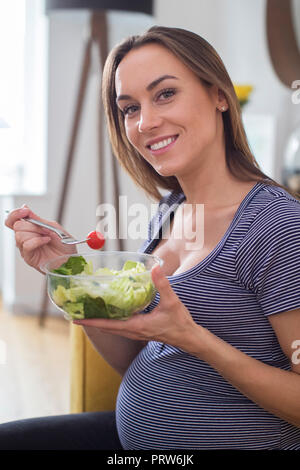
151, 264, 173, 294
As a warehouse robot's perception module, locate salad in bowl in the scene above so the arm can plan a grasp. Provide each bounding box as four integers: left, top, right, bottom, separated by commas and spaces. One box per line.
40, 251, 162, 321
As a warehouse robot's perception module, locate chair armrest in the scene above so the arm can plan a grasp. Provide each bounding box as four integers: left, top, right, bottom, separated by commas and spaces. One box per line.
70, 324, 122, 413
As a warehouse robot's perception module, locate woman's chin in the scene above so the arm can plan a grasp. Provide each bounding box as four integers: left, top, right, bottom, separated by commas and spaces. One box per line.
154, 164, 178, 178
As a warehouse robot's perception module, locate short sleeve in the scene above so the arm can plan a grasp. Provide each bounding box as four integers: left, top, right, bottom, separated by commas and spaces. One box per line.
236, 197, 300, 316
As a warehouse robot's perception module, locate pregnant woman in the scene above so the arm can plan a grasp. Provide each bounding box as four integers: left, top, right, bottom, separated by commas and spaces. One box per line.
3, 25, 300, 450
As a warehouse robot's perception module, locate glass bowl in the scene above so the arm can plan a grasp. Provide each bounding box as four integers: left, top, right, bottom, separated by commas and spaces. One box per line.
40, 251, 163, 321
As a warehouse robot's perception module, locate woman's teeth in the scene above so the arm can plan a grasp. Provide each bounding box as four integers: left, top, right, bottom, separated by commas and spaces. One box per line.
150, 136, 177, 151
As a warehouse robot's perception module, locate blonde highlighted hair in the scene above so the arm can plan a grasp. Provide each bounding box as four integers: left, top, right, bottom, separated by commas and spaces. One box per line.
102, 25, 299, 201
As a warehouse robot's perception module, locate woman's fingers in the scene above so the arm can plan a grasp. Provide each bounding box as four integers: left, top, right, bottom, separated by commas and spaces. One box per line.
13, 218, 52, 236
15, 231, 50, 257
5, 207, 29, 230
5, 206, 73, 239
14, 222, 50, 248
6, 206, 61, 231
22, 235, 51, 256
4, 206, 78, 274
151, 264, 180, 309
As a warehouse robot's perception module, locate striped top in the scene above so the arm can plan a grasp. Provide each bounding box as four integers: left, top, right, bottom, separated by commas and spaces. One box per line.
116, 182, 300, 450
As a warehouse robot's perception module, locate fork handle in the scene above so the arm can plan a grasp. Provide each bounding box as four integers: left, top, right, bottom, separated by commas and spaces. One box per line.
22, 216, 67, 238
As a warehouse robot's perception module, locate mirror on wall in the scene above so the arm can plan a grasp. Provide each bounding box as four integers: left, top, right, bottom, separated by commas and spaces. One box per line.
266, 0, 300, 88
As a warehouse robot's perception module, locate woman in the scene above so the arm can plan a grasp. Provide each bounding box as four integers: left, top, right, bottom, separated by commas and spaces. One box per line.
3, 26, 300, 450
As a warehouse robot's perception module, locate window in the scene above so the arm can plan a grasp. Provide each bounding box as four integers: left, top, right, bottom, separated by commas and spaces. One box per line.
0, 0, 47, 195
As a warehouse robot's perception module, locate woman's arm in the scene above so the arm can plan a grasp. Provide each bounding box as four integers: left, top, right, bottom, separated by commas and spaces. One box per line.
183, 307, 300, 428
82, 326, 147, 376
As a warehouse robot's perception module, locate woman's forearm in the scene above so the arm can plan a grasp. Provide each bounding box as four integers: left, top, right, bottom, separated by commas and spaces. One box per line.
82, 326, 147, 376
183, 325, 300, 428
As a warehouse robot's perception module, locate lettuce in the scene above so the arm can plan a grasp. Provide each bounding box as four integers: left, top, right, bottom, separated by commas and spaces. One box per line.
52, 255, 87, 275
50, 256, 155, 320
50, 255, 88, 290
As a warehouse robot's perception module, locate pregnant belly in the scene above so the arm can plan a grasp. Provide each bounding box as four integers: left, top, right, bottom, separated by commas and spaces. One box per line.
115, 343, 282, 450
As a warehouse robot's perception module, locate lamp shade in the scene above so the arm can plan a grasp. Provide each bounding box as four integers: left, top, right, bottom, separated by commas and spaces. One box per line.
45, 0, 153, 15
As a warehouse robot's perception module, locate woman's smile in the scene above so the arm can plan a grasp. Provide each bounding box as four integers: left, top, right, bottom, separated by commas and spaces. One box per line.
146, 134, 179, 155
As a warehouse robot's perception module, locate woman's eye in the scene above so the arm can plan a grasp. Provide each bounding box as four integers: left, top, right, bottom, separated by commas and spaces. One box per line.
122, 105, 139, 116
157, 88, 176, 100
121, 89, 176, 116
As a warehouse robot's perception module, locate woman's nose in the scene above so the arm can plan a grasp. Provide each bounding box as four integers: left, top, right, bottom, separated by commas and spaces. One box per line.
138, 107, 162, 133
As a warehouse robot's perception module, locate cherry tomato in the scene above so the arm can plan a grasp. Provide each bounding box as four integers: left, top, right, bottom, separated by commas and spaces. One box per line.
86, 230, 105, 250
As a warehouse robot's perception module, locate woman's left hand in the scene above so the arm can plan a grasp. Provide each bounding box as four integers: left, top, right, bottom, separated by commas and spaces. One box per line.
73, 264, 199, 350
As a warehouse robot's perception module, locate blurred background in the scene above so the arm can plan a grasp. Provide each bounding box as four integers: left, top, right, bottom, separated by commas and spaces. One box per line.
0, 0, 299, 423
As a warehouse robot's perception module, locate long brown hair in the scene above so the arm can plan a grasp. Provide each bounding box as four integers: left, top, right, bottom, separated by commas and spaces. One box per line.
102, 25, 299, 201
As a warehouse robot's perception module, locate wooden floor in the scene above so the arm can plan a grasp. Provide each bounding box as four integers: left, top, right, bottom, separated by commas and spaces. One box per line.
0, 299, 71, 424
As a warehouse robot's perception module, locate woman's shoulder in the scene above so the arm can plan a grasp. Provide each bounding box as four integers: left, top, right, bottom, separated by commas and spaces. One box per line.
241, 182, 300, 244
235, 183, 300, 307
258, 182, 300, 205
254, 183, 300, 223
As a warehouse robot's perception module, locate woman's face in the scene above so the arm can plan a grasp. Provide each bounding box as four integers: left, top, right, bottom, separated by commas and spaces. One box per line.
115, 43, 226, 177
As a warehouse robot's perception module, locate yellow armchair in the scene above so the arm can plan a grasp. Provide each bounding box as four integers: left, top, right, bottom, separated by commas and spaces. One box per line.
70, 324, 122, 413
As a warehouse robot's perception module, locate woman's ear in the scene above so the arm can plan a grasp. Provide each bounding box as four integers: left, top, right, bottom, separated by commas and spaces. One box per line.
209, 85, 228, 111
213, 87, 228, 112
217, 88, 228, 108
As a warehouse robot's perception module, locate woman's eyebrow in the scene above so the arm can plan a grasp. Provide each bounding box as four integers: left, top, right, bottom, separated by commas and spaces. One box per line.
116, 74, 178, 103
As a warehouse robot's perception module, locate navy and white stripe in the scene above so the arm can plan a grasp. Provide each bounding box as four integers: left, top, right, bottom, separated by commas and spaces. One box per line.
116, 182, 300, 449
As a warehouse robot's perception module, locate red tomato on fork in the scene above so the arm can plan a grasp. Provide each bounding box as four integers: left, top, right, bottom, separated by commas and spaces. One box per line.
86, 230, 105, 250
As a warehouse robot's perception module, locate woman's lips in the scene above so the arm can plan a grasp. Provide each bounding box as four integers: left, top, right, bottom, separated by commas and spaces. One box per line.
147, 135, 178, 155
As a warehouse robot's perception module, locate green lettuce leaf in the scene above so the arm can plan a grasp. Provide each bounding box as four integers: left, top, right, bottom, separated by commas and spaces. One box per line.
52, 255, 87, 275
51, 257, 155, 320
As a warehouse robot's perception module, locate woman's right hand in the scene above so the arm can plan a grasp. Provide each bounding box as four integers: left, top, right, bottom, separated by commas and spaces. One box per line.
5, 205, 77, 274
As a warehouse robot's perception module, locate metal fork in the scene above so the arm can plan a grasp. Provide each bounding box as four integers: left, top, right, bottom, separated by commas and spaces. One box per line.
5, 211, 90, 245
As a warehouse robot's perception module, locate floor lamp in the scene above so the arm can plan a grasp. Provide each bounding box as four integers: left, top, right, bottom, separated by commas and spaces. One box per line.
40, 0, 153, 326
